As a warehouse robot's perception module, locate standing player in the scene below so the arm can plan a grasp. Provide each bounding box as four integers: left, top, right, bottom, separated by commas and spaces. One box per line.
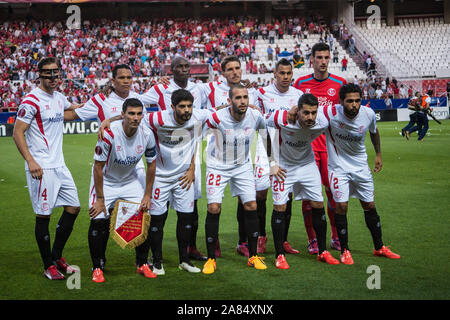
89, 98, 158, 282
266, 94, 340, 269
324, 84, 401, 264
202, 85, 268, 275
254, 58, 303, 255
200, 56, 258, 257
294, 42, 345, 254
144, 89, 211, 274
13, 57, 80, 280
141, 57, 207, 261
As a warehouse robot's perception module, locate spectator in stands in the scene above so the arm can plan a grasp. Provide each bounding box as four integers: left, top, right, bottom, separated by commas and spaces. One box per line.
269, 29, 276, 44
267, 45, 274, 61
333, 47, 339, 63
399, 84, 408, 98
365, 55, 372, 73
384, 94, 393, 109
375, 85, 384, 99
349, 35, 355, 55
341, 56, 348, 71
368, 84, 376, 99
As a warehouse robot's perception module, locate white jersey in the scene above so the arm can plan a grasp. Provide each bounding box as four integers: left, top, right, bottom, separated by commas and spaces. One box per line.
200, 81, 257, 111
140, 80, 206, 110
75, 90, 145, 123
255, 84, 304, 162
255, 84, 303, 115
16, 87, 71, 170
266, 109, 328, 167
144, 108, 210, 179
324, 104, 377, 172
206, 107, 266, 170
93, 121, 157, 185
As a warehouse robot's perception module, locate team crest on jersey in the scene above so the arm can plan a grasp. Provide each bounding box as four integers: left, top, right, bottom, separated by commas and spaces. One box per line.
116, 145, 122, 152
338, 122, 345, 129
270, 98, 275, 103
273, 193, 281, 202
41, 202, 49, 212
334, 191, 343, 200
358, 126, 365, 134
327, 88, 336, 96
45, 105, 50, 110
136, 145, 144, 154
18, 108, 26, 118
207, 187, 215, 195
244, 127, 252, 135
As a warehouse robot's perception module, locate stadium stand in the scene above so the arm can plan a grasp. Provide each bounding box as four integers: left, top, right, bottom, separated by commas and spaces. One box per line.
353, 17, 450, 79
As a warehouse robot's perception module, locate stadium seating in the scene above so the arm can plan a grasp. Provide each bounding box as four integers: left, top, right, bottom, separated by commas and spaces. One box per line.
353, 17, 450, 78
241, 33, 366, 83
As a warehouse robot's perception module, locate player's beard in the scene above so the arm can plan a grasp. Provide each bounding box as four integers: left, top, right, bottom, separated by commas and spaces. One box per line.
233, 103, 247, 115
176, 110, 192, 123
344, 106, 359, 119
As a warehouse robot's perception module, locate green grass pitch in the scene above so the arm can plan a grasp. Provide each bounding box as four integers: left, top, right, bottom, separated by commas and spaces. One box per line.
0, 121, 449, 300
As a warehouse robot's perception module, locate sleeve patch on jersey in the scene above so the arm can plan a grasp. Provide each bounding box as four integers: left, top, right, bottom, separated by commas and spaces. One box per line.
17, 108, 26, 118
95, 146, 102, 155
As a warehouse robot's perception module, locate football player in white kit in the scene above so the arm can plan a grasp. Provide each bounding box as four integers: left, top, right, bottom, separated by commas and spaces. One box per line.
202, 84, 268, 275
65, 64, 151, 272
254, 58, 303, 255
200, 56, 258, 257
13, 57, 81, 280
140, 57, 208, 261
324, 83, 400, 264
89, 98, 158, 282
144, 89, 212, 274
266, 94, 340, 269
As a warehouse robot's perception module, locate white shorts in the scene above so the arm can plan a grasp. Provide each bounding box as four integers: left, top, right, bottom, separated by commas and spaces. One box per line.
89, 179, 144, 220
150, 175, 195, 215
206, 163, 256, 205
26, 166, 80, 216
328, 166, 375, 203
271, 162, 323, 205
254, 135, 271, 191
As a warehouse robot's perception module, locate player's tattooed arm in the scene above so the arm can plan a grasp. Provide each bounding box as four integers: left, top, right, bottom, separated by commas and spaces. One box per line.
13, 120, 43, 180
179, 144, 197, 190
98, 115, 123, 140
90, 161, 107, 219
370, 128, 382, 173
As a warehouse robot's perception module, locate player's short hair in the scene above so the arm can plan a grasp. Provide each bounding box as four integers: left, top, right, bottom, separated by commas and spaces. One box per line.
171, 89, 194, 107
298, 93, 318, 109
112, 64, 132, 78
275, 58, 292, 71
339, 83, 362, 101
38, 57, 59, 72
122, 98, 143, 113
170, 57, 189, 71
221, 56, 241, 73
229, 84, 247, 99
311, 42, 330, 57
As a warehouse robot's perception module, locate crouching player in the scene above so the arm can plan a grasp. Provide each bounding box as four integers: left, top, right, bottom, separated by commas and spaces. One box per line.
89, 98, 158, 282
266, 94, 340, 269
144, 89, 211, 274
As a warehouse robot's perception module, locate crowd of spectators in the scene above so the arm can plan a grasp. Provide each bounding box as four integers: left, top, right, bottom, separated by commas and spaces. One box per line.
1, 16, 440, 113
1, 15, 331, 111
